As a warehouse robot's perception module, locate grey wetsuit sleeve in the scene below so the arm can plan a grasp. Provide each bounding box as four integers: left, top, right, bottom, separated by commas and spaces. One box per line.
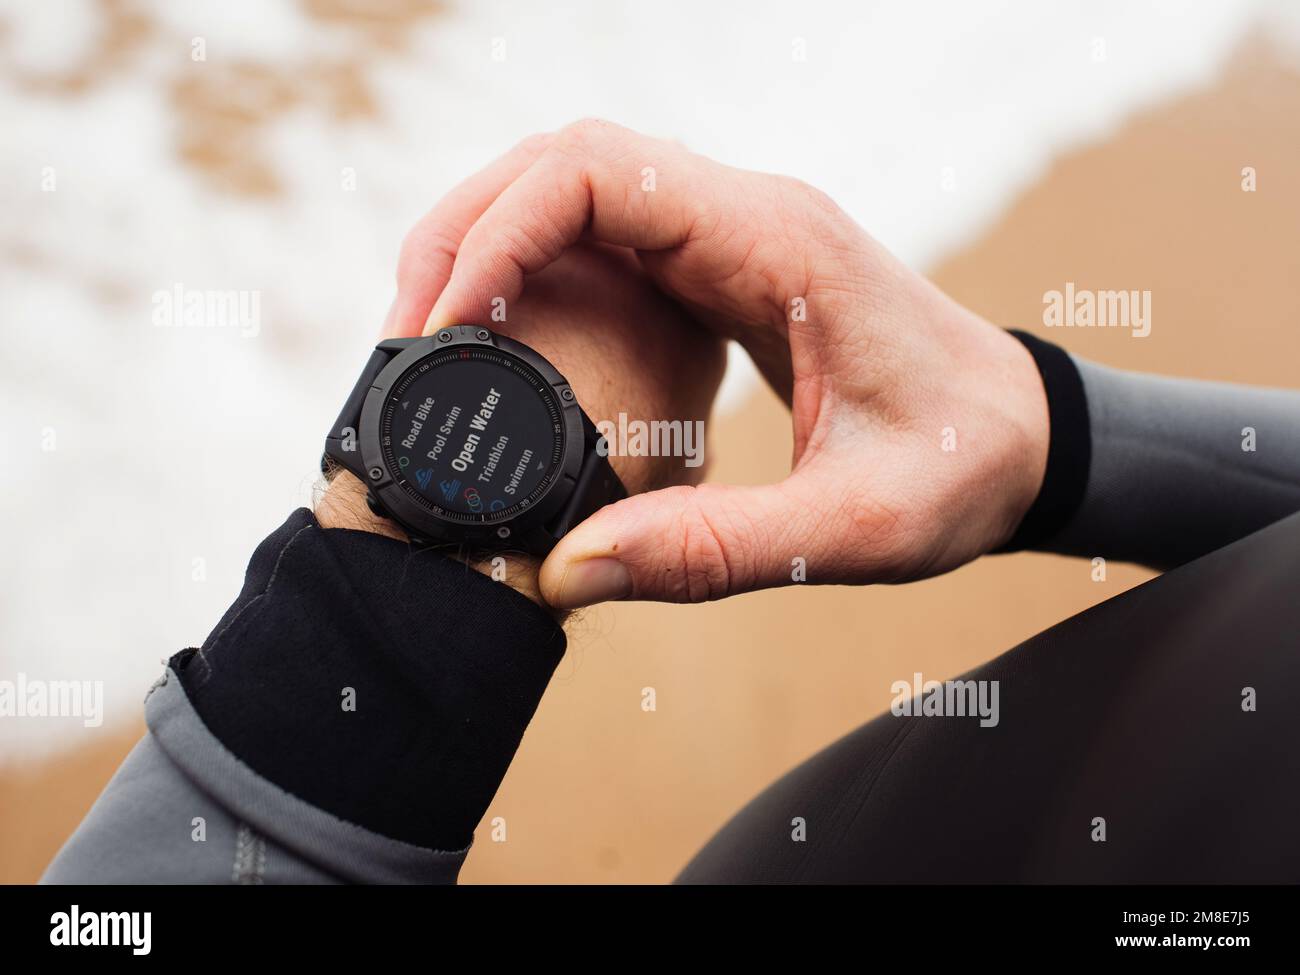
1040, 357, 1300, 569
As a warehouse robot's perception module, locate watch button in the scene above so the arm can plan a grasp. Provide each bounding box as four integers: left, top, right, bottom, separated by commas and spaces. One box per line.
365, 493, 388, 519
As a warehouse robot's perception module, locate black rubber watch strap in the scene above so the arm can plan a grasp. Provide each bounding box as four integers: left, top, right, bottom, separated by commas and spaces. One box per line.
549, 418, 627, 539
996, 329, 1092, 552
323, 342, 409, 479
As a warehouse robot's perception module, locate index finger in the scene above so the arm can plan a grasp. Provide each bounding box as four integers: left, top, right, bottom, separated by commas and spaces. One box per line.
424, 119, 712, 333
386, 132, 554, 336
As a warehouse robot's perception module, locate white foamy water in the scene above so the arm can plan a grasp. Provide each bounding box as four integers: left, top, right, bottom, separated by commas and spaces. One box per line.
0, 0, 1286, 755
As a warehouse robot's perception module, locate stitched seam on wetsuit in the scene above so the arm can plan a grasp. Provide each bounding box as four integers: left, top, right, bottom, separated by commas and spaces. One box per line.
232, 823, 266, 885
190, 524, 316, 688
791, 716, 922, 883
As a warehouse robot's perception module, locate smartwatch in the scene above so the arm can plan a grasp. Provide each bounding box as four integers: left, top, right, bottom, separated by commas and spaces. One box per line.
323, 324, 626, 555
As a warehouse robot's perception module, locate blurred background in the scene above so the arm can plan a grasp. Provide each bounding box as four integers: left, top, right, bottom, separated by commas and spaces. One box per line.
2, 0, 1298, 883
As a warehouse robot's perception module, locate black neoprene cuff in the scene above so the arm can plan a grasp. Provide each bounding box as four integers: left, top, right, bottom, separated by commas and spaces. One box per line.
995, 330, 1092, 552
171, 508, 565, 853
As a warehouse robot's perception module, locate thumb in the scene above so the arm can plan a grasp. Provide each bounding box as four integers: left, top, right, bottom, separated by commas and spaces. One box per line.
539, 480, 822, 608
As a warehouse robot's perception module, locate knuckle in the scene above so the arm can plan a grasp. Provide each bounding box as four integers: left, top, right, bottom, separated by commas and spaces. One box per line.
513, 131, 553, 158
662, 486, 746, 603
801, 181, 843, 218
396, 222, 458, 283
776, 175, 844, 225
771, 172, 805, 193
496, 215, 554, 267
767, 176, 865, 288
555, 116, 622, 156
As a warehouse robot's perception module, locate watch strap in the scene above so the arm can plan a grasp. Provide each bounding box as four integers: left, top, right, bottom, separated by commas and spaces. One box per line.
322, 340, 413, 479
548, 415, 627, 540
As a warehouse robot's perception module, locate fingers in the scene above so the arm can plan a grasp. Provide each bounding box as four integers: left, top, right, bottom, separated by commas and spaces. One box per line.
538, 476, 834, 608
424, 119, 712, 333
385, 133, 554, 337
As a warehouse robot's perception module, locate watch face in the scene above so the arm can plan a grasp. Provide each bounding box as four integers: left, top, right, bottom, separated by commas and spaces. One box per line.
380, 347, 566, 524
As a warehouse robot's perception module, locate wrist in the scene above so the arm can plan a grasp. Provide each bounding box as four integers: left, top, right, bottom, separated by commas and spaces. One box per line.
315, 469, 407, 540
315, 470, 555, 614
997, 328, 1052, 535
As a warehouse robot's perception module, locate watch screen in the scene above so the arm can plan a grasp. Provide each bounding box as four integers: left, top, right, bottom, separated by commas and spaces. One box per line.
380, 347, 565, 523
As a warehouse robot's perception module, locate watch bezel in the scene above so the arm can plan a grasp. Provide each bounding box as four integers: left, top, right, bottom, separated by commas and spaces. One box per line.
358, 326, 585, 549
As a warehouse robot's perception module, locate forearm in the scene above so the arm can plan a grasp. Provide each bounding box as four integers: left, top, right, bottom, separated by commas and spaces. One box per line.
1007, 344, 1300, 570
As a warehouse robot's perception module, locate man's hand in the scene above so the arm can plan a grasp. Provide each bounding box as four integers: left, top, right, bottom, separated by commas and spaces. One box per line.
390, 120, 1050, 608
317, 238, 727, 609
